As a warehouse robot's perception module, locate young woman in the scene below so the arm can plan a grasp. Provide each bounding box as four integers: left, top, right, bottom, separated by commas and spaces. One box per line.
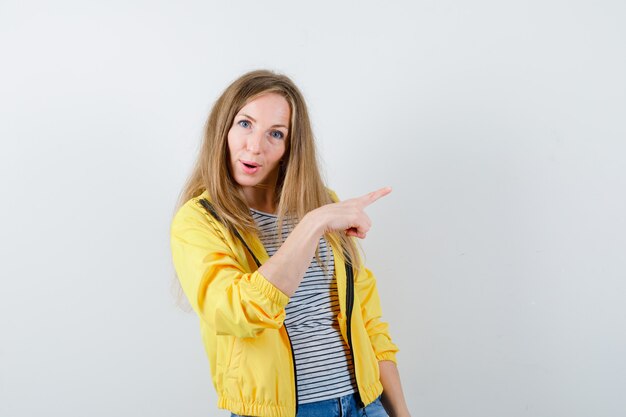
171, 70, 411, 417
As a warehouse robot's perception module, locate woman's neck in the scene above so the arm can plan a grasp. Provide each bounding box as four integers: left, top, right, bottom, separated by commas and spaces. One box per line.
242, 185, 277, 214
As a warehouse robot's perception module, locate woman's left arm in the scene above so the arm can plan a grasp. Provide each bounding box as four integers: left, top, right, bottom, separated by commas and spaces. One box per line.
379, 360, 411, 417
351, 263, 411, 416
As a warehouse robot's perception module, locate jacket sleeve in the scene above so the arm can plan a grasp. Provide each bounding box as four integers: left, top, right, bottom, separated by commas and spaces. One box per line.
170, 201, 290, 338
354, 264, 400, 364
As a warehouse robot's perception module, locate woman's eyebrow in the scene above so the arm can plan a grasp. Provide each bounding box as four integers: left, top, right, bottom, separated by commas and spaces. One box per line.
239, 113, 257, 122
239, 113, 289, 130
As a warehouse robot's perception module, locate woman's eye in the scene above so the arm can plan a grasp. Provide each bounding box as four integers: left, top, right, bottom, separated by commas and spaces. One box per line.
270, 130, 284, 139
238, 120, 251, 128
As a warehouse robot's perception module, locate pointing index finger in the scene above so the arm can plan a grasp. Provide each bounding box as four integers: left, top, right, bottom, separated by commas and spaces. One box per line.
359, 186, 392, 207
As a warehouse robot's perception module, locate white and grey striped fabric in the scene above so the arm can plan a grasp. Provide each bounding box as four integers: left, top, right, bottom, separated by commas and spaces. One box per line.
250, 208, 357, 404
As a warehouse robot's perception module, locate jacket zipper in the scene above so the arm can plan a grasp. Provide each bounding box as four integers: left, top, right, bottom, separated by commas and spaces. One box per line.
284, 326, 299, 416
344, 258, 364, 408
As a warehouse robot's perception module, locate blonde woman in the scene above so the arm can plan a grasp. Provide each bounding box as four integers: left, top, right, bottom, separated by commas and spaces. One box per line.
171, 70, 411, 417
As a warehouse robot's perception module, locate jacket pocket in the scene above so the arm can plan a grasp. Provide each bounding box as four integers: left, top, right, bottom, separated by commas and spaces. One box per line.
225, 337, 242, 379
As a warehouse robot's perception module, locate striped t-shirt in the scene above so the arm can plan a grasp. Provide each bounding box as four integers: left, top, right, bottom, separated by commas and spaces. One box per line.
250, 208, 357, 404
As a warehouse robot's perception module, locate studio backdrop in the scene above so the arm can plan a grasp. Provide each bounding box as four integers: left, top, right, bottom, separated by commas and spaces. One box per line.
1, 1, 625, 416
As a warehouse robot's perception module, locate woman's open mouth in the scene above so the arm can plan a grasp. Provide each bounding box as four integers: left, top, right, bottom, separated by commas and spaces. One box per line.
240, 160, 260, 174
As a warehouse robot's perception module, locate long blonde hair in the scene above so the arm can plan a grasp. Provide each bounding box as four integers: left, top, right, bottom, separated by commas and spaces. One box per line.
175, 69, 361, 276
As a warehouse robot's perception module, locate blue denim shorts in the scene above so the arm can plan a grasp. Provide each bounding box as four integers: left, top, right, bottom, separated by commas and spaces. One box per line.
231, 393, 388, 417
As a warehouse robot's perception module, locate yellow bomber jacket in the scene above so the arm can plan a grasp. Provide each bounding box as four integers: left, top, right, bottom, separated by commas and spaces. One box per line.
170, 189, 399, 417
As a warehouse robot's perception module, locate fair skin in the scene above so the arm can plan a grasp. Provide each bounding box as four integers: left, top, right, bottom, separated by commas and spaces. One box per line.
227, 92, 289, 214
227, 93, 411, 417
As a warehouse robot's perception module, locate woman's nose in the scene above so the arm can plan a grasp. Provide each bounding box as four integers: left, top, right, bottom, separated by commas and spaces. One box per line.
246, 132, 263, 153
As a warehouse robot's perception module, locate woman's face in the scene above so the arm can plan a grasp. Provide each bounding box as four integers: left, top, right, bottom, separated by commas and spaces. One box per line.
227, 93, 290, 195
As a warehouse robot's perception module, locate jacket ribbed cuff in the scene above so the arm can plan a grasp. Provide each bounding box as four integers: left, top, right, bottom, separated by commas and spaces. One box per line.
376, 351, 398, 364
249, 271, 290, 308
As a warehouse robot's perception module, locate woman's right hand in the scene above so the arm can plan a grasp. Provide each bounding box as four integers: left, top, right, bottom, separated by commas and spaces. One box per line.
310, 187, 392, 239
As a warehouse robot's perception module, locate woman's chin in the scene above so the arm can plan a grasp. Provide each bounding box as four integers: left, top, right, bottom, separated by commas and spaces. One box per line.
234, 175, 264, 188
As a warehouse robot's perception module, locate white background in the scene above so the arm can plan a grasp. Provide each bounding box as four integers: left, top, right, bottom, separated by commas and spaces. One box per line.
1, 1, 625, 416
